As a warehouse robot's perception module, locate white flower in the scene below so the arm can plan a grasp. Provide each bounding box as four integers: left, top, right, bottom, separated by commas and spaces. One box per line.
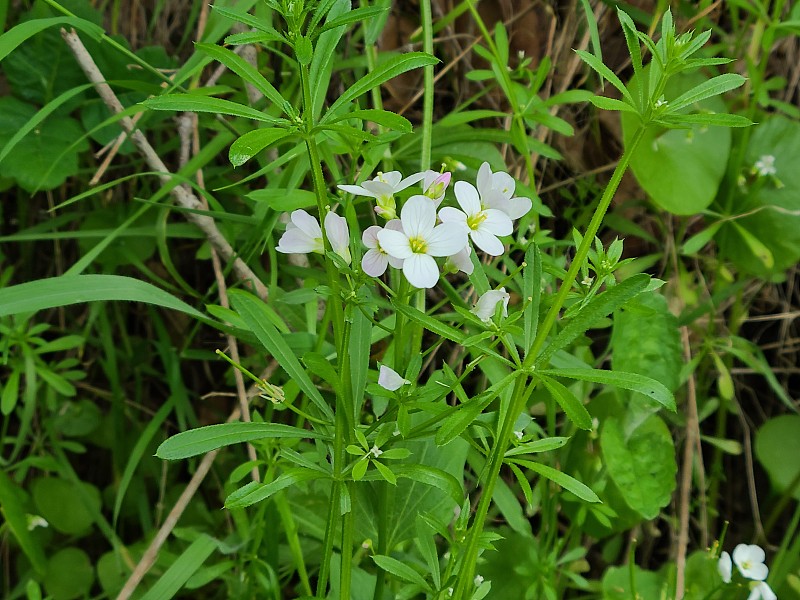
754, 155, 777, 177
378, 365, 409, 391
718, 551, 732, 583
338, 171, 425, 220
421, 170, 451, 205
324, 211, 351, 264
26, 514, 48, 531
443, 245, 474, 275
439, 181, 512, 256
474, 574, 484, 586
476, 162, 532, 220
276, 209, 324, 255
513, 430, 524, 440
733, 544, 769, 581
472, 288, 510, 322
747, 582, 777, 600
369, 445, 383, 458
361, 221, 404, 277
377, 196, 468, 289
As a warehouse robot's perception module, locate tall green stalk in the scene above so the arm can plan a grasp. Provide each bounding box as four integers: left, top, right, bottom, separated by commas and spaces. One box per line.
452, 126, 647, 599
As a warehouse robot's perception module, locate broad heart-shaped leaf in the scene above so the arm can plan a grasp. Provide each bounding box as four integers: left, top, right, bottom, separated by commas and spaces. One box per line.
156, 423, 325, 460
716, 116, 800, 276
0, 274, 204, 319
141, 95, 286, 125
229, 128, 293, 167
0, 97, 89, 192
538, 368, 675, 412
622, 70, 731, 215
755, 415, 800, 500
44, 548, 95, 600
611, 291, 682, 393
601, 416, 677, 519
229, 290, 334, 421
322, 52, 439, 122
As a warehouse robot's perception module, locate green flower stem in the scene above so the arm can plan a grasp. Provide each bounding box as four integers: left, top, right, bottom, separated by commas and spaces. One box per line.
300, 63, 355, 598
452, 125, 647, 599
420, 0, 434, 173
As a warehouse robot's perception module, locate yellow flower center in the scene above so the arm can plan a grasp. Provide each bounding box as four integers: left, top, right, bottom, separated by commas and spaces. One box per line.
466, 212, 487, 230
409, 236, 428, 254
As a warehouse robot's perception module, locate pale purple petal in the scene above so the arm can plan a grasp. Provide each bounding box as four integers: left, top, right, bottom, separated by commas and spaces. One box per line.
378, 365, 409, 391
388, 255, 405, 269
362, 249, 389, 277
291, 210, 322, 238
427, 222, 468, 257
377, 229, 413, 260
454, 181, 482, 215
385, 219, 404, 233
481, 209, 513, 236
400, 195, 436, 239
507, 196, 533, 219
362, 225, 381, 249
470, 229, 504, 256
403, 253, 439, 288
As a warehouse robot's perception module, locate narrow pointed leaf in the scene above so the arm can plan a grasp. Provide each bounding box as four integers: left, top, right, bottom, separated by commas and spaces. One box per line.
142, 95, 285, 124
539, 368, 676, 411
372, 555, 431, 589
509, 459, 600, 503
225, 469, 322, 508
540, 376, 593, 430
229, 128, 292, 167
668, 73, 746, 111
139, 536, 216, 600
575, 49, 634, 105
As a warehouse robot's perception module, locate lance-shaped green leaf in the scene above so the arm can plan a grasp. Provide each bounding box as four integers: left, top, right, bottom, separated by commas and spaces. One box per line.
660, 113, 753, 128
539, 375, 593, 430
575, 49, 635, 106
225, 468, 323, 508
507, 459, 600, 503
314, 5, 390, 36
156, 423, 325, 460
229, 128, 292, 167
141, 95, 285, 125
667, 73, 746, 111
212, 6, 287, 41
589, 95, 638, 113
617, 9, 645, 109
0, 275, 203, 318
0, 17, 103, 63
372, 555, 432, 590
534, 274, 650, 366
0, 470, 47, 574
523, 242, 542, 352
328, 108, 412, 133
505, 436, 569, 457
323, 52, 439, 122
539, 368, 676, 412
195, 43, 289, 114
230, 290, 334, 421
139, 535, 216, 600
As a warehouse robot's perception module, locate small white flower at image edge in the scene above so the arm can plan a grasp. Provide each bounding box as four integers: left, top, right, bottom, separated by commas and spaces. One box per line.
718, 551, 732, 583
471, 288, 511, 322
733, 544, 769, 581
378, 365, 410, 391
747, 581, 777, 600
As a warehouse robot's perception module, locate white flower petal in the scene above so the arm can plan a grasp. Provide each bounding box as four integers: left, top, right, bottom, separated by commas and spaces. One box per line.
427, 222, 468, 257
476, 162, 493, 196
388, 255, 404, 269
385, 219, 404, 233
449, 246, 474, 275
291, 210, 322, 238
362, 225, 381, 249
338, 184, 372, 197
492, 171, 516, 198
378, 365, 410, 391
362, 180, 395, 198
455, 181, 482, 215
362, 249, 389, 277
472, 288, 510, 321
377, 229, 413, 260
481, 209, 513, 236
396, 171, 426, 190
380, 171, 403, 188
438, 206, 468, 225
747, 582, 777, 600
401, 195, 436, 239
276, 228, 322, 254
403, 253, 439, 288
507, 196, 533, 220
718, 552, 732, 583
324, 212, 351, 263
470, 229, 505, 256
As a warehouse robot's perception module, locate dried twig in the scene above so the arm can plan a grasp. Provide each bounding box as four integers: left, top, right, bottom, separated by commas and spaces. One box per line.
60, 27, 268, 301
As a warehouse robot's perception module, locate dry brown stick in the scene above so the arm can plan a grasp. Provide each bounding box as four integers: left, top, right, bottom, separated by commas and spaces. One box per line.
675, 324, 701, 599
61, 27, 268, 301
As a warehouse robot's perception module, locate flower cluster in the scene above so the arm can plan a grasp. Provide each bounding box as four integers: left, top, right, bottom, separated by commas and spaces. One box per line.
718, 544, 777, 600
273, 163, 532, 290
